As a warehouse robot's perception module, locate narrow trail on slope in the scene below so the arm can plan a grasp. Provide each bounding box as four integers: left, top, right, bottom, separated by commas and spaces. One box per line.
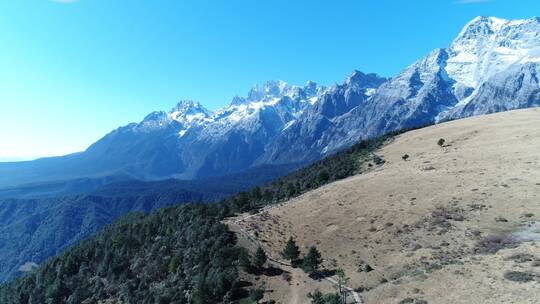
289, 268, 301, 304
229, 204, 364, 304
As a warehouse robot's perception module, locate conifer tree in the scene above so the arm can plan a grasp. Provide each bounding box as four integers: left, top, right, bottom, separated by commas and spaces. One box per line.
302, 246, 322, 274
282, 237, 300, 263
253, 247, 267, 270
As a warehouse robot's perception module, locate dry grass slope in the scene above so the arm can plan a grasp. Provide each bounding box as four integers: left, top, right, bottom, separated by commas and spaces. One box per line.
231, 109, 540, 303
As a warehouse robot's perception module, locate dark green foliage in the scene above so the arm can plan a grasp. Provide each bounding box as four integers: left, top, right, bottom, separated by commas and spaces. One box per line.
249, 289, 264, 302
282, 237, 300, 263
167, 255, 181, 274
308, 290, 326, 304
318, 171, 330, 183
504, 271, 536, 283
253, 247, 267, 270
0, 204, 242, 304
302, 246, 323, 274
238, 248, 252, 272
437, 138, 445, 147
308, 290, 341, 304
250, 186, 262, 201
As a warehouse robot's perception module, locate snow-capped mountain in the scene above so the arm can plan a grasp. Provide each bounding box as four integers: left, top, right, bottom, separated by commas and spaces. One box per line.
1, 16, 539, 188
446, 17, 540, 91
260, 71, 388, 164
328, 16, 540, 142
442, 16, 540, 119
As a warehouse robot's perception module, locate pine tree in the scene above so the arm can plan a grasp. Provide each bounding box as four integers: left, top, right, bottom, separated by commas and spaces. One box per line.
282, 237, 300, 263
234, 192, 251, 211
307, 290, 325, 304
238, 248, 252, 272
318, 171, 330, 184
286, 182, 297, 197
253, 247, 267, 270
324, 293, 342, 304
249, 288, 264, 302
168, 255, 181, 274
251, 186, 262, 201
302, 246, 322, 274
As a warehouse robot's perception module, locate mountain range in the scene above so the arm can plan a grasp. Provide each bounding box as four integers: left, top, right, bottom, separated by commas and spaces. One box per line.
1, 17, 540, 189
1, 16, 540, 284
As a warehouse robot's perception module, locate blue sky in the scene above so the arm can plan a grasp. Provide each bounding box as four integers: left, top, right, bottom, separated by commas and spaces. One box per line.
1, 0, 539, 160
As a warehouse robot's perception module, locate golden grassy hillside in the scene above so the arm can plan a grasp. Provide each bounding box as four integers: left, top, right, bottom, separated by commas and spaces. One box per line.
230, 108, 540, 304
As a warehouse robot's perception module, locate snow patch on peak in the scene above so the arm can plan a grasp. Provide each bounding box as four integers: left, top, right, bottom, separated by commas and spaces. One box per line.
365, 88, 377, 96
282, 119, 296, 131
398, 49, 449, 86
304, 80, 326, 96
137, 111, 171, 132
229, 80, 327, 109
457, 16, 508, 40
168, 100, 210, 123
246, 80, 291, 102
446, 16, 540, 90
143, 111, 168, 122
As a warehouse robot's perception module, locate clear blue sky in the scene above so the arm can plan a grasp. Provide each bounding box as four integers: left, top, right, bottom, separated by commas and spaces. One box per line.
1, 0, 538, 160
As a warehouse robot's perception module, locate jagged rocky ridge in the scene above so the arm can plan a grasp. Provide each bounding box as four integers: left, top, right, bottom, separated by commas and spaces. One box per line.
1, 16, 539, 187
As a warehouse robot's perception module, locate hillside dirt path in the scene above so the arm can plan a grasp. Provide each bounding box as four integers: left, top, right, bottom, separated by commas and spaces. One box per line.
227, 205, 363, 304
287, 266, 301, 304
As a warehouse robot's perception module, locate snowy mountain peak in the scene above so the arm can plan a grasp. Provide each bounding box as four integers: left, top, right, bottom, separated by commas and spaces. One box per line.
446, 16, 540, 90
345, 70, 388, 88
230, 95, 247, 106
168, 100, 210, 123
457, 16, 507, 40
304, 80, 326, 97
345, 70, 367, 84
228, 80, 326, 107
142, 111, 168, 122
246, 80, 292, 102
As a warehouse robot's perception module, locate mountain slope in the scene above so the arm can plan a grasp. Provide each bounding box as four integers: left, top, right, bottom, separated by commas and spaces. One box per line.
233, 109, 540, 303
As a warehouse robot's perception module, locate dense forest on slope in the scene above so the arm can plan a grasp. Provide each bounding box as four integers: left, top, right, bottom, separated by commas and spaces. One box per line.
0, 130, 400, 303
0, 163, 299, 283
0, 204, 242, 304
